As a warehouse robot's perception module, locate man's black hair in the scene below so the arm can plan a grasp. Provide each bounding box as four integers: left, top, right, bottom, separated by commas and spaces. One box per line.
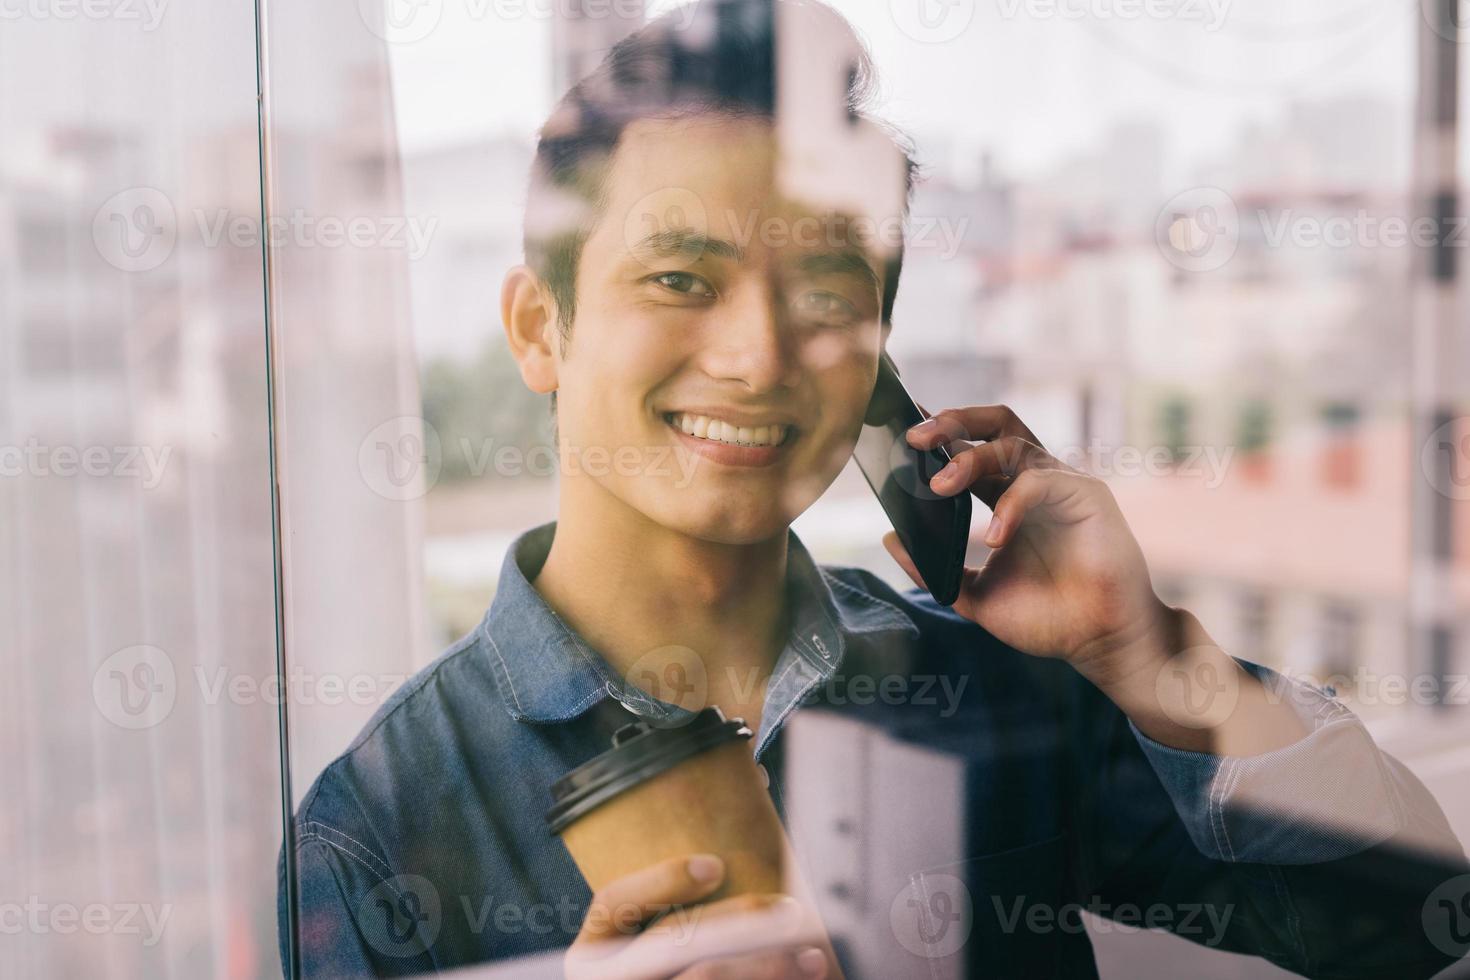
522, 0, 919, 346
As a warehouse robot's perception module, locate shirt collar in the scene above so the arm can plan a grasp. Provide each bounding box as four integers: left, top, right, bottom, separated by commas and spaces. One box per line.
477, 521, 920, 727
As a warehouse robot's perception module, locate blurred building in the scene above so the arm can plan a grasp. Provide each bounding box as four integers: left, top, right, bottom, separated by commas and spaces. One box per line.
401, 135, 533, 361
550, 0, 646, 100
0, 116, 282, 977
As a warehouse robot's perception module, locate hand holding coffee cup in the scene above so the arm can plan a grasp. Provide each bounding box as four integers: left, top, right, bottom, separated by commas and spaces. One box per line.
547, 709, 787, 900
564, 854, 830, 980
550, 708, 842, 979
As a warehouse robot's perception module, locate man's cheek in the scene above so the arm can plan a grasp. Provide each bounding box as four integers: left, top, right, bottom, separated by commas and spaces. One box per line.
777, 463, 842, 519
798, 332, 860, 372
815, 428, 859, 474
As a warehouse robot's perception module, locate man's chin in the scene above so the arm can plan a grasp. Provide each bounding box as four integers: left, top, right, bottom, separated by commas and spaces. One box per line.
650, 498, 796, 547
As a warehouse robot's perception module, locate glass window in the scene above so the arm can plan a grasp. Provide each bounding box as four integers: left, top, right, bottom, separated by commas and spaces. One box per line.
2, 6, 282, 979
14, 1, 1470, 977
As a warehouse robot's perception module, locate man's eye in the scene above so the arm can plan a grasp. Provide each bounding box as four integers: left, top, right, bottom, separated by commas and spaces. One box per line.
793, 290, 858, 322
652, 272, 715, 298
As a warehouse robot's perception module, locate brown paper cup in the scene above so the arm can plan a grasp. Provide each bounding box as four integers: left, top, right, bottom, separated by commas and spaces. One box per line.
558, 736, 786, 898
547, 708, 843, 977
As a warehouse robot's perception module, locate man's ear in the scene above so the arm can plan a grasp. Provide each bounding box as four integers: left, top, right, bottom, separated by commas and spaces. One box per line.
500, 265, 560, 394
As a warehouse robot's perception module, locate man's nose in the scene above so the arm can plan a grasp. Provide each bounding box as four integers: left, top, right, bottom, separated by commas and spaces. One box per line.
700, 282, 801, 394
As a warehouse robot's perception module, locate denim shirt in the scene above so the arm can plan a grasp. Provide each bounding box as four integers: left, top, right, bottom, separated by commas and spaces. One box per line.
279, 522, 1467, 979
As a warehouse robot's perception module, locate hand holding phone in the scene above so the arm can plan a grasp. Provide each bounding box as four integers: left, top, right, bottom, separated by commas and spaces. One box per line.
852, 353, 971, 605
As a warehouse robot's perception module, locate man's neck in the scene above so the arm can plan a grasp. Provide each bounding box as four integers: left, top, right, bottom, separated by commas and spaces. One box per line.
532, 481, 792, 730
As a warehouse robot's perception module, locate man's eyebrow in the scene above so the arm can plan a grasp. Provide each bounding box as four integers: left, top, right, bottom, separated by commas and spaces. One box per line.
795, 251, 881, 290
629, 229, 744, 263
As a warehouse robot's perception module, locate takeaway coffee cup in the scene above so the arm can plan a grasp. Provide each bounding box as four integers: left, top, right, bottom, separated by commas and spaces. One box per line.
546, 707, 787, 900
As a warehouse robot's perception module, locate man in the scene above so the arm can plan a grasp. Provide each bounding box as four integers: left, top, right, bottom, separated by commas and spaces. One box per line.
279, 1, 1469, 977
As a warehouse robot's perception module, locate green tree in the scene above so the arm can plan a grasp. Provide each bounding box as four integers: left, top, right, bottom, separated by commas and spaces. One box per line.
421, 339, 554, 483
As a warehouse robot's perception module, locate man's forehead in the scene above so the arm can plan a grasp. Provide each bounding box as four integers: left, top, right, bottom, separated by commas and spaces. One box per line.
605, 115, 776, 226
616, 115, 777, 176
602, 115, 905, 264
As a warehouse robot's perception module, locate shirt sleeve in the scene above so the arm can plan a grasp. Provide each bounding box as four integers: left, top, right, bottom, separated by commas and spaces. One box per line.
278, 819, 440, 979
1128, 659, 1414, 864
1065, 652, 1469, 978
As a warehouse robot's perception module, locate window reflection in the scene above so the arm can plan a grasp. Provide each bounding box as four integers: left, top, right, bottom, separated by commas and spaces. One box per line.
8, 0, 1470, 977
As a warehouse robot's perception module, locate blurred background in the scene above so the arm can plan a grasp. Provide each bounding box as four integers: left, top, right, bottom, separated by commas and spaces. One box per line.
5, 0, 1470, 976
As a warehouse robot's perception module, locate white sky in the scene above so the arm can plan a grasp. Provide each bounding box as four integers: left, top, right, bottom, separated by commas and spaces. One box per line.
387, 0, 1416, 180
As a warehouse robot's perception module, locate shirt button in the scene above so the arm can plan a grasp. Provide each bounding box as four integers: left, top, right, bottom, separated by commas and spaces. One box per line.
756, 764, 770, 789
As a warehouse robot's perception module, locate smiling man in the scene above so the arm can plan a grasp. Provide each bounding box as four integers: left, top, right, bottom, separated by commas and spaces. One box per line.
279, 1, 1469, 978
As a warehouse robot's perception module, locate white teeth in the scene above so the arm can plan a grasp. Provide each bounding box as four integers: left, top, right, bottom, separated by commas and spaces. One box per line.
668, 413, 789, 448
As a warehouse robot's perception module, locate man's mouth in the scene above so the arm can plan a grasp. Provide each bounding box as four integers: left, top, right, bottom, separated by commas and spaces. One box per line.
661, 412, 794, 448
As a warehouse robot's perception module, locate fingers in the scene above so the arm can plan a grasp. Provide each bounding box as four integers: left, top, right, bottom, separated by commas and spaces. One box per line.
906, 405, 1041, 451
881, 531, 925, 590
637, 894, 821, 972
985, 468, 1093, 548
575, 854, 725, 945
675, 946, 829, 980
928, 436, 1051, 506
571, 893, 827, 980
641, 893, 793, 939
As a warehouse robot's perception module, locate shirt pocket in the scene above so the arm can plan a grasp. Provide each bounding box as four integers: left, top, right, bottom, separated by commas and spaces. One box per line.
929, 833, 1092, 980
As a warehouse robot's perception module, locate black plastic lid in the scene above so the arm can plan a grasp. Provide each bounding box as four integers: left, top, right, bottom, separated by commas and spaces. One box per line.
545, 707, 752, 835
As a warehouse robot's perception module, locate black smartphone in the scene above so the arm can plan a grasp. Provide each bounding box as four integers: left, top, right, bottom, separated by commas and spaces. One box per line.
853, 352, 972, 606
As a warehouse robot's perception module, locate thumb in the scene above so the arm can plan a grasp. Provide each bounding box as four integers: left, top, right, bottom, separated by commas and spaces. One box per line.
882, 531, 926, 590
